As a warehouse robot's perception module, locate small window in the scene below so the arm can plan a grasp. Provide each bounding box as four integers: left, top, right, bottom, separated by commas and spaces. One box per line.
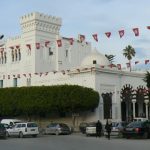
0, 80, 3, 88
65, 50, 68, 57
13, 78, 17, 87
93, 60, 97, 64
49, 48, 53, 55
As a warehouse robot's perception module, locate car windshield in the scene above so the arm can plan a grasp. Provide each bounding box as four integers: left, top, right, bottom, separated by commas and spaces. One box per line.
88, 123, 96, 127
27, 123, 38, 127
59, 124, 68, 128
127, 122, 143, 128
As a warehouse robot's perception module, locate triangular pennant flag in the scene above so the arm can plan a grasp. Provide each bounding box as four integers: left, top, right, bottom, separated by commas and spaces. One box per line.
117, 64, 121, 70
36, 43, 40, 49
145, 60, 149, 64
9, 46, 14, 49
132, 28, 139, 36
126, 62, 131, 68
79, 35, 85, 42
135, 61, 139, 64
69, 38, 74, 45
105, 32, 111, 38
45, 72, 49, 76
118, 30, 124, 38
26, 44, 31, 50
92, 34, 98, 42
16, 45, 20, 49
23, 74, 26, 77
45, 41, 50, 47
57, 40, 62, 47
147, 26, 150, 30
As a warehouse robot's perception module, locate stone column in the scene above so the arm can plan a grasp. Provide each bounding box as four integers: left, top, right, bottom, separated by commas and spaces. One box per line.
132, 99, 136, 119
144, 100, 149, 119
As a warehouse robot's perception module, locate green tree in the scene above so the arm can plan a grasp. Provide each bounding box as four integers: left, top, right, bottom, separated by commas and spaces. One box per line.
123, 45, 136, 72
143, 71, 150, 101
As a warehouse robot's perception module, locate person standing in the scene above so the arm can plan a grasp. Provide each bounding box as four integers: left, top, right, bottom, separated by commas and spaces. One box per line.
105, 119, 112, 140
96, 120, 102, 138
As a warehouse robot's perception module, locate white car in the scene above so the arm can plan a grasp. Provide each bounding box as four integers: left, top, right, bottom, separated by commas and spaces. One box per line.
1, 119, 22, 126
6, 122, 39, 138
86, 122, 96, 136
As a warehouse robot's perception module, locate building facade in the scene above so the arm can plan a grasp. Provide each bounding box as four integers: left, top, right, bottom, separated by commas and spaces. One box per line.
0, 12, 149, 123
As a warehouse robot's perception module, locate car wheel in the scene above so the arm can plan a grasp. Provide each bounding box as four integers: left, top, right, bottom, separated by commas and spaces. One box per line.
142, 132, 148, 139
6, 131, 9, 137
19, 132, 24, 138
55, 130, 59, 135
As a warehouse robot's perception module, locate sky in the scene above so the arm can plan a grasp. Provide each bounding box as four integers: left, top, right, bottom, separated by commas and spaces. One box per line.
0, 0, 150, 68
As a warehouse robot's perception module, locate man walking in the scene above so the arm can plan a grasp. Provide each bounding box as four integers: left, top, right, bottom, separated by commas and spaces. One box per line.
96, 120, 102, 138
105, 119, 112, 140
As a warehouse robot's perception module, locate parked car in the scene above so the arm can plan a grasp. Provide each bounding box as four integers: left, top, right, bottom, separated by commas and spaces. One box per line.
79, 122, 89, 134
133, 118, 147, 122
122, 120, 150, 139
1, 119, 22, 127
86, 122, 96, 136
0, 123, 7, 139
104, 121, 128, 136
44, 123, 71, 135
6, 122, 39, 138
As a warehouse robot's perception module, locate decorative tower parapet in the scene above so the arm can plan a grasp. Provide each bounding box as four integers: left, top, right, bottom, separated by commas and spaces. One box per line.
20, 12, 62, 34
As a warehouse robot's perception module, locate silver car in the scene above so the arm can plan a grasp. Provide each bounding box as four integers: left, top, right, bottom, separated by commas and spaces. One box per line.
45, 123, 71, 135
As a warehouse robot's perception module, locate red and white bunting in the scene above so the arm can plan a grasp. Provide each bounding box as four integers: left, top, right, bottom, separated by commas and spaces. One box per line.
9, 46, 14, 49
79, 35, 85, 42
23, 74, 26, 77
105, 32, 111, 38
135, 61, 139, 64
145, 60, 149, 64
57, 40, 62, 47
69, 38, 74, 45
118, 30, 124, 38
0, 48, 4, 52
100, 65, 104, 68
92, 34, 98, 42
40, 73, 42, 77
36, 43, 40, 49
126, 62, 131, 68
76, 69, 80, 72
16, 45, 20, 49
45, 41, 50, 47
147, 26, 150, 30
17, 74, 20, 78
29, 73, 31, 78
132, 28, 139, 36
45, 72, 49, 76
117, 64, 121, 70
26, 44, 31, 50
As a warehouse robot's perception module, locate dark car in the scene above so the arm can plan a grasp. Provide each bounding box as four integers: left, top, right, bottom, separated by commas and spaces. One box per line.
122, 120, 150, 139
79, 122, 89, 134
0, 123, 7, 139
45, 123, 71, 135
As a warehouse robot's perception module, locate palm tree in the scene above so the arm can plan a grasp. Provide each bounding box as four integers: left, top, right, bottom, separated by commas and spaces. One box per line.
105, 54, 115, 64
123, 45, 136, 72
143, 71, 150, 103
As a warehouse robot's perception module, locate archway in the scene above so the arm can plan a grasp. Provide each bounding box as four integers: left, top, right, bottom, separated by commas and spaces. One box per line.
120, 84, 133, 122
102, 93, 112, 119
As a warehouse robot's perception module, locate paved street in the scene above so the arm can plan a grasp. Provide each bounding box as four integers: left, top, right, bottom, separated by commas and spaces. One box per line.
0, 133, 150, 150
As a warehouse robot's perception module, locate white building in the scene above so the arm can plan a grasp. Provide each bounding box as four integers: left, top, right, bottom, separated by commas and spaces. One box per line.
0, 12, 149, 123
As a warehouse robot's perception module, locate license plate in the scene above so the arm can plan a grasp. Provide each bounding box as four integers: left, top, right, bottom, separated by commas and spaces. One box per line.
31, 129, 35, 131
126, 128, 133, 131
